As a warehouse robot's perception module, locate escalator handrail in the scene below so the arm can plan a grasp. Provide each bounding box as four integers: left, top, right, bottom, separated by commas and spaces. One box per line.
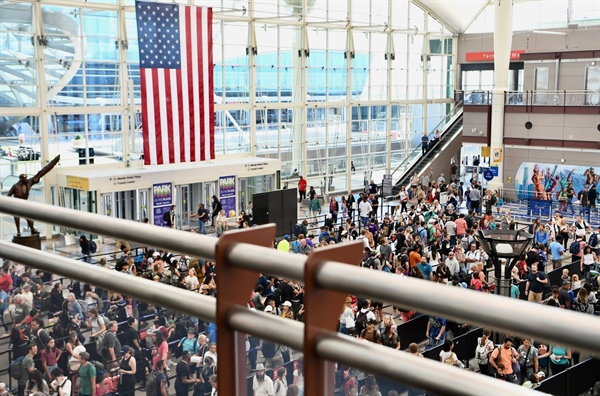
390, 103, 463, 179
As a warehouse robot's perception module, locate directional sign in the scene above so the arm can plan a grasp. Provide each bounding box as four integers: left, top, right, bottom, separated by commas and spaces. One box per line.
483, 170, 494, 181
490, 166, 499, 177
382, 174, 393, 196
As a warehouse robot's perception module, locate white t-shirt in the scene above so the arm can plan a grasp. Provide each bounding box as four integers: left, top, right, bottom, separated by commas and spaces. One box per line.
51, 378, 72, 396
359, 201, 372, 217
439, 350, 458, 365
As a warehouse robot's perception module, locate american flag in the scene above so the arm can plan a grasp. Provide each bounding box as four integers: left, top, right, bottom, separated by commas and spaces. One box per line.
136, 1, 214, 165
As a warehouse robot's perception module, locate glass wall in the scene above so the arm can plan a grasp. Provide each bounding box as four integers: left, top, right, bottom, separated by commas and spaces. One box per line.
1, 0, 456, 196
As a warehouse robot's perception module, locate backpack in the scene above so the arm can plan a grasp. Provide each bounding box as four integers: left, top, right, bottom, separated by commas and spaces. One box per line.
163, 211, 170, 222
475, 338, 492, 365
77, 300, 88, 315
573, 299, 590, 313
569, 240, 581, 255
589, 232, 599, 249
146, 371, 165, 396
261, 341, 279, 358
354, 311, 368, 336
443, 353, 455, 365
291, 240, 301, 254
90, 241, 97, 254
90, 360, 106, 382
9, 356, 25, 379
95, 330, 109, 355
293, 224, 303, 237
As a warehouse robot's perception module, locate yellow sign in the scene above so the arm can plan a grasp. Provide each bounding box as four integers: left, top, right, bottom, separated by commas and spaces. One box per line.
481, 146, 491, 157
492, 148, 503, 164
66, 175, 90, 191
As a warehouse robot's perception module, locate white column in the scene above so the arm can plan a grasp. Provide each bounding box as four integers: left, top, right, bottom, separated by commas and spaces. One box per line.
488, 0, 513, 192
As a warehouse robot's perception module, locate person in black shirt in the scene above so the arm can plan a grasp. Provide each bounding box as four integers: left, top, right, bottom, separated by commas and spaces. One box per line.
525, 246, 541, 270
175, 351, 200, 396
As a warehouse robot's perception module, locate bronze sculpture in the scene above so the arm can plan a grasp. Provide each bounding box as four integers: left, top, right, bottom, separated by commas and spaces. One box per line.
7, 155, 60, 236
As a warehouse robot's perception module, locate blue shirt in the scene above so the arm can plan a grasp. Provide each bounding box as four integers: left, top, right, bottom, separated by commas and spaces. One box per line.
417, 262, 433, 280
510, 284, 520, 299
549, 241, 564, 260
429, 317, 446, 339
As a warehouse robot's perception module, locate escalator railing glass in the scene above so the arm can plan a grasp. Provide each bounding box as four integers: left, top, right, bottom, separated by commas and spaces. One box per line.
391, 102, 463, 179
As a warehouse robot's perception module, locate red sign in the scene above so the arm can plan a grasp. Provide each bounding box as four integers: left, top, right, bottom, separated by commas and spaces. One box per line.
465, 50, 525, 61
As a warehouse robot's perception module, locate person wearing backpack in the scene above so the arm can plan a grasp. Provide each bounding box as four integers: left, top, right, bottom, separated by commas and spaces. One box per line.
78, 352, 97, 396
569, 235, 586, 264
16, 344, 36, 396
581, 245, 599, 284
79, 235, 93, 264
354, 300, 376, 337
49, 367, 72, 396
146, 359, 168, 396
475, 328, 494, 376
489, 336, 520, 383
517, 338, 539, 385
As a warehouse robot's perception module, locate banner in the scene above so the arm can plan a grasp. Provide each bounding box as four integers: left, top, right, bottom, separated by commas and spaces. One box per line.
219, 175, 236, 218
153, 182, 173, 226
515, 162, 599, 201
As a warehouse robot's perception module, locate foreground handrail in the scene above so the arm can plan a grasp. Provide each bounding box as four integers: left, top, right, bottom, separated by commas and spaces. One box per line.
229, 307, 544, 396
1, 197, 599, 356
0, 195, 218, 260
0, 241, 216, 321
0, 242, 545, 396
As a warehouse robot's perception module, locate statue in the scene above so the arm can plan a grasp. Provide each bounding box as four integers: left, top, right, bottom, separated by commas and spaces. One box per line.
7, 155, 60, 236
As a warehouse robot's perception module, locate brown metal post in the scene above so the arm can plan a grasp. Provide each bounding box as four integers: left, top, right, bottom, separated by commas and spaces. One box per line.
303, 241, 364, 395
215, 224, 276, 396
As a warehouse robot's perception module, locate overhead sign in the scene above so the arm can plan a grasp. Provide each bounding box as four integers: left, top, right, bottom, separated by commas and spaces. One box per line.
66, 175, 89, 191
490, 166, 499, 177
382, 174, 393, 196
483, 170, 494, 181
466, 50, 525, 62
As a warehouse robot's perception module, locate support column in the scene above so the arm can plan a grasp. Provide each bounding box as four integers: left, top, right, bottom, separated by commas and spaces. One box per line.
488, 0, 513, 192
215, 224, 276, 396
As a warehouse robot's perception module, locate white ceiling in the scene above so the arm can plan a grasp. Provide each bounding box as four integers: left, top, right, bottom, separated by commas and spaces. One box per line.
416, 0, 490, 33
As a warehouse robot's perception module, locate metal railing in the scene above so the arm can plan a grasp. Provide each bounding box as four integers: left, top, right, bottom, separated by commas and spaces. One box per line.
2, 197, 600, 395
505, 89, 600, 107
390, 103, 463, 180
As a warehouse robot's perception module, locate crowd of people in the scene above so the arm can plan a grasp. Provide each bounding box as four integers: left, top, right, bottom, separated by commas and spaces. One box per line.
1, 167, 599, 396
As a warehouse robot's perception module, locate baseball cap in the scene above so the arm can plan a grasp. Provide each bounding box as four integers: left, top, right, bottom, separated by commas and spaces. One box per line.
283, 234, 290, 240
537, 371, 546, 378
264, 305, 273, 313
282, 301, 292, 307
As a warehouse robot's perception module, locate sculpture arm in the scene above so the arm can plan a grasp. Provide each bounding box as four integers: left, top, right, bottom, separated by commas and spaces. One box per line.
31, 155, 61, 185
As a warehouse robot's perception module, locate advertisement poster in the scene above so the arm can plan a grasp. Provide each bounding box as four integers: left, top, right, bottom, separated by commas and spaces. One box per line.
515, 162, 599, 200
219, 175, 236, 218
153, 182, 173, 226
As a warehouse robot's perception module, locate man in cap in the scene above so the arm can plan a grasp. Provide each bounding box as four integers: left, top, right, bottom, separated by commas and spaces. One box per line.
252, 363, 274, 396
557, 280, 571, 310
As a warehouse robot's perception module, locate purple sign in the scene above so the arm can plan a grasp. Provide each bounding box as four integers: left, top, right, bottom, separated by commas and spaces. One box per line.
153, 182, 173, 226
154, 205, 172, 227
219, 175, 236, 217
153, 182, 173, 207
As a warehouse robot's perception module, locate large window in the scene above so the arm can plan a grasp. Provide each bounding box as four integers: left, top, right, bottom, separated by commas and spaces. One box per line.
0, 0, 457, 196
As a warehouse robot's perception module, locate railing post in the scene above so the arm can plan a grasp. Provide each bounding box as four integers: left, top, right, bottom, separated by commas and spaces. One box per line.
302, 241, 364, 395
215, 224, 276, 396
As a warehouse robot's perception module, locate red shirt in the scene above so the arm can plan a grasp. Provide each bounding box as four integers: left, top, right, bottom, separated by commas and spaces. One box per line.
455, 218, 467, 235
0, 274, 13, 293
298, 179, 307, 192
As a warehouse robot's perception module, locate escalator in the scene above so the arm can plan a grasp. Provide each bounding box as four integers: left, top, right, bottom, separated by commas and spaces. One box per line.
391, 106, 463, 195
